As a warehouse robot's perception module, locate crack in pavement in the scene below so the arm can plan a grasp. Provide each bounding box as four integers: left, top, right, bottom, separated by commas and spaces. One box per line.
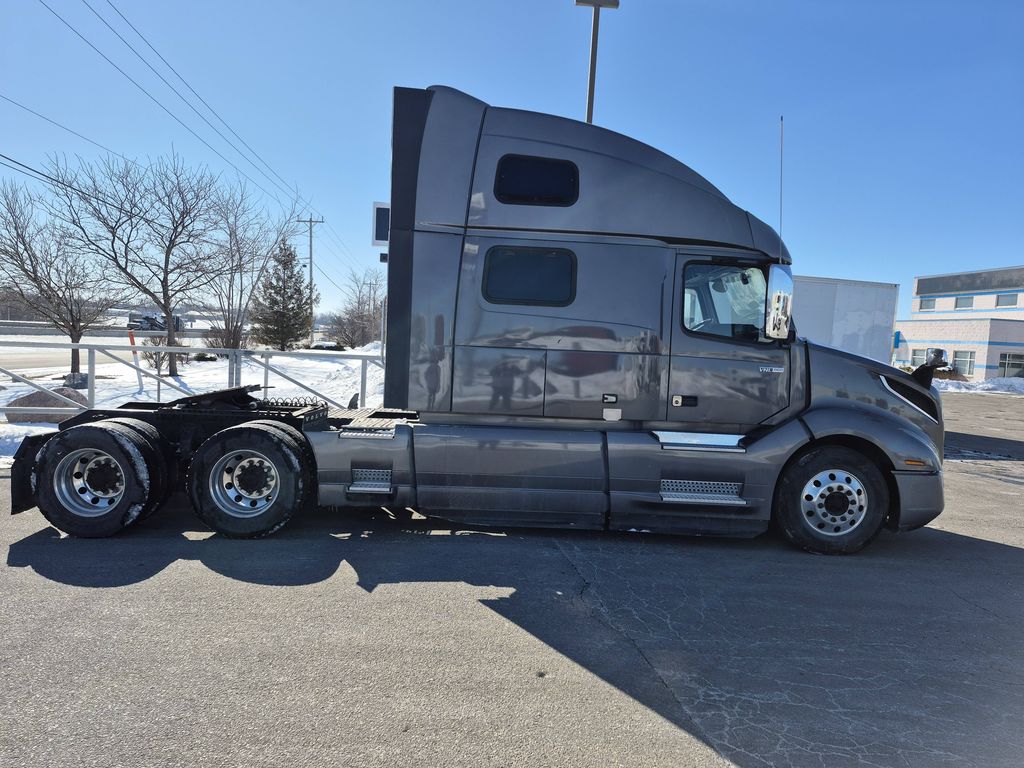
553, 538, 730, 763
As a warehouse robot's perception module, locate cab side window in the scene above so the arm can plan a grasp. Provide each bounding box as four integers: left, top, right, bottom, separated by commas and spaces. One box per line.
683, 263, 767, 342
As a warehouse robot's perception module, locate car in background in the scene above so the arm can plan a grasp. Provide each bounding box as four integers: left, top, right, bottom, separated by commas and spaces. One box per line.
309, 340, 340, 350
127, 312, 184, 332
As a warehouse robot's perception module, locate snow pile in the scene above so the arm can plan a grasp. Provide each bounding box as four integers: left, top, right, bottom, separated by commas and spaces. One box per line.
0, 423, 54, 462
934, 377, 1024, 395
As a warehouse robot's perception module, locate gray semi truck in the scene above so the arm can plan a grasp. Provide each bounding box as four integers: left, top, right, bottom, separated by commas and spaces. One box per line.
9, 86, 945, 554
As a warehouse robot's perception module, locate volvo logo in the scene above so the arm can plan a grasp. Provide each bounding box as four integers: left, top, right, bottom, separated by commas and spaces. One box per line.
759, 366, 785, 374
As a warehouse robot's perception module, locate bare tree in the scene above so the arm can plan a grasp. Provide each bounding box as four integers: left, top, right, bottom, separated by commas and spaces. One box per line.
0, 181, 122, 372
48, 153, 222, 375
325, 268, 386, 349
205, 181, 297, 350
0, 284, 44, 321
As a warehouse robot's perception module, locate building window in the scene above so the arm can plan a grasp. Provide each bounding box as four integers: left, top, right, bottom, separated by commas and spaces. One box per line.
483, 246, 576, 306
996, 293, 1018, 307
998, 353, 1024, 378
952, 350, 975, 377
494, 155, 579, 206
954, 296, 974, 310
911, 349, 927, 367
918, 298, 936, 310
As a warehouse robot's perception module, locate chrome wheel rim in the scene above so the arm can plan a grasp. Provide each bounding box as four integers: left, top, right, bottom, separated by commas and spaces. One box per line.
53, 448, 126, 517
208, 449, 279, 518
799, 468, 868, 536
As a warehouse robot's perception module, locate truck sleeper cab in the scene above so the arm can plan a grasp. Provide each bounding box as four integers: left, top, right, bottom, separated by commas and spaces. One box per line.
9, 86, 945, 554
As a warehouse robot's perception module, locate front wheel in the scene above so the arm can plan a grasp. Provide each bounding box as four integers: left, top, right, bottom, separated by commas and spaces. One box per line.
186, 422, 311, 538
774, 446, 890, 554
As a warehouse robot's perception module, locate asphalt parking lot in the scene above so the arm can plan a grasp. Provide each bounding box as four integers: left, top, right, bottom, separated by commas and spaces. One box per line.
2, 391, 1022, 768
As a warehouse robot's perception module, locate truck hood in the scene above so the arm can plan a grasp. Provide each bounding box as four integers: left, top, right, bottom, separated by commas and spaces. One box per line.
805, 341, 944, 454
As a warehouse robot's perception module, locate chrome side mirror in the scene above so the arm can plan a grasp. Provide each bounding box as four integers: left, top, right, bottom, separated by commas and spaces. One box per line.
765, 264, 794, 340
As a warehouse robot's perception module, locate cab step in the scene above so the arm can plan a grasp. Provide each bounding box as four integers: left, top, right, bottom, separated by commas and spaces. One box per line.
659, 479, 747, 506
348, 468, 393, 495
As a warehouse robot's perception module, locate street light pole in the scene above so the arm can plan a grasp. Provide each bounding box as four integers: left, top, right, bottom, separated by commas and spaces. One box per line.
575, 0, 618, 124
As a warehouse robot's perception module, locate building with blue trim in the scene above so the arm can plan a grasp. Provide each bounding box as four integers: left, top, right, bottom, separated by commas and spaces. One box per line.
893, 266, 1024, 380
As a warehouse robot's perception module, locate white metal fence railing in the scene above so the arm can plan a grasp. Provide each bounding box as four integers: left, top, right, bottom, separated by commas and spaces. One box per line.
0, 340, 384, 417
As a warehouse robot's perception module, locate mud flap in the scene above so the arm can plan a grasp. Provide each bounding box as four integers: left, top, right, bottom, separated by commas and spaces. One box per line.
10, 433, 54, 514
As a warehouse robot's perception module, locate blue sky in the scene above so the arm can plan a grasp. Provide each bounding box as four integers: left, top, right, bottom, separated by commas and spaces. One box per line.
3, 0, 1022, 317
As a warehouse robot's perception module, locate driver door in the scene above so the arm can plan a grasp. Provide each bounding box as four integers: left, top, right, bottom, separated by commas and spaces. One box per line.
667, 254, 790, 431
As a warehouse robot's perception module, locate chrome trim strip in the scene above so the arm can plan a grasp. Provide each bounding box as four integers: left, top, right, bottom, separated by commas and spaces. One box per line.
652, 431, 746, 453
660, 492, 748, 506
347, 483, 392, 495
879, 376, 939, 424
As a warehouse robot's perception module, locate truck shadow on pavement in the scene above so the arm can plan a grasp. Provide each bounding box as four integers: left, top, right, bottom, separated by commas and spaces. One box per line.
944, 431, 1024, 461
7, 497, 1024, 767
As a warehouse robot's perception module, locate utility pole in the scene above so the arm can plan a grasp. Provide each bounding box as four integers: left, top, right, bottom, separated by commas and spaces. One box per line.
297, 215, 324, 346
575, 0, 619, 124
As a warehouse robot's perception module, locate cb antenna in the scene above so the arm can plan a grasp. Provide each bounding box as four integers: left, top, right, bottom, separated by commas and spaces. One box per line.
778, 114, 784, 264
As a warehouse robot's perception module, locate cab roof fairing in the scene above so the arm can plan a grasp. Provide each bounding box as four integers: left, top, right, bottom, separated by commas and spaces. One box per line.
414, 85, 790, 265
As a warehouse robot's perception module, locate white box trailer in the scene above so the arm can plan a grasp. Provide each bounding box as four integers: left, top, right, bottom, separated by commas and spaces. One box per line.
793, 276, 898, 363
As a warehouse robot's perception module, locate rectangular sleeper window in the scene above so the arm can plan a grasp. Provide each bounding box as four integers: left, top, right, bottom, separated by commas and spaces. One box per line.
494, 154, 579, 206
483, 246, 576, 306
918, 298, 936, 310
996, 293, 1018, 307
954, 296, 974, 309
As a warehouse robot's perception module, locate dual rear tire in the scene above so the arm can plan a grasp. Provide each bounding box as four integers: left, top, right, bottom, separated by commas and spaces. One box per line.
34, 418, 312, 539
185, 421, 313, 538
34, 419, 172, 538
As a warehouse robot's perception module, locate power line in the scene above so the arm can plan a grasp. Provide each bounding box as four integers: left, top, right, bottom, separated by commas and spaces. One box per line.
95, 0, 364, 269
35, 0, 284, 208
79, 0, 300, 206
0, 151, 166, 229
314, 262, 348, 293
0, 93, 134, 164
0, 157, 49, 185
102, 0, 296, 194
2, 151, 358, 306
32, 0, 366, 276
0, 96, 357, 275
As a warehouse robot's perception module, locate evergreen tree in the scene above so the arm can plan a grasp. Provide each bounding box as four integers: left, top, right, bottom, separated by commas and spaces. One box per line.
249, 242, 318, 350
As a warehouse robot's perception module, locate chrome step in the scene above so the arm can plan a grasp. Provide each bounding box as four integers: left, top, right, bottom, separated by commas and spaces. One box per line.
659, 479, 747, 506
348, 468, 393, 495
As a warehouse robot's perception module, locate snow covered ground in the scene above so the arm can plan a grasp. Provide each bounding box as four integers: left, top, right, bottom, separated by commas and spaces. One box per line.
0, 342, 385, 458
934, 376, 1024, 396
